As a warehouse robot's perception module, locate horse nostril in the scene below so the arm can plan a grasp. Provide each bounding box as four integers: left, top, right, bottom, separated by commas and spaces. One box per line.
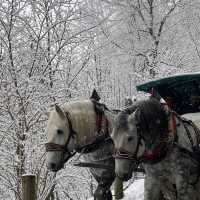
50, 163, 56, 169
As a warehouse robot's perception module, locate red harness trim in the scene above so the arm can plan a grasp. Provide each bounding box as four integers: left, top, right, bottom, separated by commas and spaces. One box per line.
96, 114, 103, 132
142, 113, 177, 163
143, 140, 167, 161
96, 113, 109, 135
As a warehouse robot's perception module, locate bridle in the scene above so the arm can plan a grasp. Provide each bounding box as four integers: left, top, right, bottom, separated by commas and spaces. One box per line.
114, 134, 142, 164
45, 100, 111, 163
113, 107, 171, 165
45, 111, 77, 162
114, 109, 144, 163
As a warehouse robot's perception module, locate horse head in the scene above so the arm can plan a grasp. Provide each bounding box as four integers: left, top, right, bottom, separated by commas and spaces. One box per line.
112, 98, 168, 181
45, 90, 114, 172
45, 104, 77, 171
111, 109, 144, 181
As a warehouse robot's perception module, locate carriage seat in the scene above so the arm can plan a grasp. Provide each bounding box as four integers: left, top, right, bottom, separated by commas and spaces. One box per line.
181, 112, 200, 128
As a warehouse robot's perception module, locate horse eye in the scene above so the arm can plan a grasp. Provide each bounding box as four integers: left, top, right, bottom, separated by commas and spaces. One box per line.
127, 136, 133, 142
57, 129, 63, 135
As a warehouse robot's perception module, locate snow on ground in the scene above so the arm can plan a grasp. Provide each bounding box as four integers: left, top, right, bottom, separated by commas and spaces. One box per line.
88, 179, 144, 200
122, 179, 144, 200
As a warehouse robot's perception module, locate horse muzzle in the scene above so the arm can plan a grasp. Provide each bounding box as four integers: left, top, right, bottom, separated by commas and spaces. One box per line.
116, 170, 133, 181
47, 162, 64, 172
115, 158, 134, 181
46, 151, 65, 172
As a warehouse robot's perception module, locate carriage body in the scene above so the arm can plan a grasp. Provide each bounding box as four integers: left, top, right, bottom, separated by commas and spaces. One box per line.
136, 72, 200, 115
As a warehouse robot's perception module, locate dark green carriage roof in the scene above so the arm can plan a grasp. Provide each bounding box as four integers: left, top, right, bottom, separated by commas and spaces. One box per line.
137, 72, 200, 92
136, 72, 200, 114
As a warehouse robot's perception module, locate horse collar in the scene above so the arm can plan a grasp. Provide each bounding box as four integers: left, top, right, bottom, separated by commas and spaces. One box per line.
135, 109, 172, 164
140, 113, 179, 164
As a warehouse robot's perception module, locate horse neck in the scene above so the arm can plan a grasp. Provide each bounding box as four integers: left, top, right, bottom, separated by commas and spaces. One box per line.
63, 100, 97, 146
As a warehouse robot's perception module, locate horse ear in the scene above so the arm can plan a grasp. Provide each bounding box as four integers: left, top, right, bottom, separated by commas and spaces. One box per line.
45, 110, 50, 117
124, 96, 133, 107
55, 104, 65, 119
45, 105, 54, 117
90, 89, 101, 102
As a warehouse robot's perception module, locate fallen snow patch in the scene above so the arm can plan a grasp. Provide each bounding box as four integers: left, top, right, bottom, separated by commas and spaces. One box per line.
122, 179, 144, 200
88, 179, 144, 200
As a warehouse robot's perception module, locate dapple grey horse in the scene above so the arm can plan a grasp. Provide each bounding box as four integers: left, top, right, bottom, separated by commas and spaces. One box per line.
45, 91, 122, 200
110, 98, 200, 200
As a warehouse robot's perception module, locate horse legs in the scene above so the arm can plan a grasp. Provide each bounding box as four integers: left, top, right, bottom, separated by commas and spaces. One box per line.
158, 192, 165, 200
144, 175, 162, 200
94, 178, 114, 200
83, 140, 116, 199
83, 141, 115, 200
90, 160, 115, 200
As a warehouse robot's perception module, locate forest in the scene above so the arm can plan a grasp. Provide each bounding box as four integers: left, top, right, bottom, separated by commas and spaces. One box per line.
0, 0, 200, 199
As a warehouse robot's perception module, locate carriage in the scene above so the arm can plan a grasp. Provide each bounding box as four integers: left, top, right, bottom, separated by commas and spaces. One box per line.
136, 72, 200, 115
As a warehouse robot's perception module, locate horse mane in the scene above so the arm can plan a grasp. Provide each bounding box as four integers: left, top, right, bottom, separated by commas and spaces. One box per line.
115, 98, 168, 140
62, 100, 97, 145
115, 112, 129, 130
135, 98, 168, 138
114, 102, 137, 130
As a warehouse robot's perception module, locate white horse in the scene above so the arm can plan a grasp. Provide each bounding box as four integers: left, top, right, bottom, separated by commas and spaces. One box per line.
45, 91, 121, 200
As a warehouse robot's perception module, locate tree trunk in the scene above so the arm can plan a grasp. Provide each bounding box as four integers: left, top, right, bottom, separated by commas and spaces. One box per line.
22, 175, 36, 200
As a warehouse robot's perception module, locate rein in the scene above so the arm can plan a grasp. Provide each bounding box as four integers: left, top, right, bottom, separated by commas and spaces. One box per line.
45, 143, 67, 152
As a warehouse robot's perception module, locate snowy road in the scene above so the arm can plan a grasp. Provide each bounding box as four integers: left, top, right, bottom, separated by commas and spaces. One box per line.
88, 179, 144, 200
122, 179, 144, 200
